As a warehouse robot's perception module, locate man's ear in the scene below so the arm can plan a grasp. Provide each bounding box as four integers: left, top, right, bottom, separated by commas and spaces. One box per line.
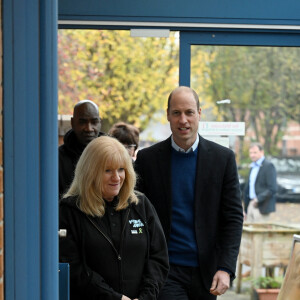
198, 108, 202, 120
166, 108, 170, 122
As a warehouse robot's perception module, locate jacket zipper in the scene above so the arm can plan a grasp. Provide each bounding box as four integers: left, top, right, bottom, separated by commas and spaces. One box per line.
87, 209, 131, 294
120, 208, 130, 249
86, 216, 121, 261
119, 208, 130, 293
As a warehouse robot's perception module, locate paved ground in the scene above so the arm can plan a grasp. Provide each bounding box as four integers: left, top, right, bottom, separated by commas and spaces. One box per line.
217, 202, 300, 300
218, 288, 251, 300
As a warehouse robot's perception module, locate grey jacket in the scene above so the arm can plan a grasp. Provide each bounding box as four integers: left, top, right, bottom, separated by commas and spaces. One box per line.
244, 158, 277, 214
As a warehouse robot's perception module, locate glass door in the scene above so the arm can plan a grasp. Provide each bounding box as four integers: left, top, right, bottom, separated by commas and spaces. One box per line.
179, 30, 300, 166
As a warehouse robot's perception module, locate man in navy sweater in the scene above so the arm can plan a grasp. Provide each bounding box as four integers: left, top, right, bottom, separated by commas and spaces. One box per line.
135, 86, 243, 299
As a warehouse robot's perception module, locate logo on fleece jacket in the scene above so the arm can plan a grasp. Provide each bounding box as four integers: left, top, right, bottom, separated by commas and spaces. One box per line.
129, 219, 144, 234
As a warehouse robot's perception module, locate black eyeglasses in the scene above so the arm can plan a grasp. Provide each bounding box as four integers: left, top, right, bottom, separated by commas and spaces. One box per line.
124, 144, 136, 150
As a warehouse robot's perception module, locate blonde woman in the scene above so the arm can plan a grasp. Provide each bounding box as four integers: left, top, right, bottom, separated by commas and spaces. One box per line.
59, 136, 169, 300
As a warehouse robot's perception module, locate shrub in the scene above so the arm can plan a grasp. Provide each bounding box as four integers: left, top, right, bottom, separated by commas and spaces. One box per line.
253, 276, 282, 289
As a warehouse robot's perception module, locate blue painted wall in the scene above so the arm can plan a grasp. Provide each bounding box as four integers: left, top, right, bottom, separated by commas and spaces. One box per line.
59, 0, 300, 25
3, 0, 58, 299
2, 0, 300, 299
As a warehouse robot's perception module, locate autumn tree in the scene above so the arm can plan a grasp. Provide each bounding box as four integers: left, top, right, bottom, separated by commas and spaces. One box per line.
192, 45, 300, 159
58, 30, 179, 132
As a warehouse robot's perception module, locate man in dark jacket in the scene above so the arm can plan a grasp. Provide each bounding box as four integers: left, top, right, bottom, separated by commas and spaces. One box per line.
135, 86, 243, 299
59, 100, 104, 198
243, 142, 277, 222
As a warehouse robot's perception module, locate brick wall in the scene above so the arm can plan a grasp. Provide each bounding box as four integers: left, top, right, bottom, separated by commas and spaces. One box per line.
0, 0, 4, 298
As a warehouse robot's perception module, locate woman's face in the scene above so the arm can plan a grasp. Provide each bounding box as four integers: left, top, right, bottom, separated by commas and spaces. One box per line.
123, 144, 136, 158
102, 166, 125, 201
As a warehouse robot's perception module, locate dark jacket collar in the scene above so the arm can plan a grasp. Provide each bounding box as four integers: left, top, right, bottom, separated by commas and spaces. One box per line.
63, 129, 85, 157
62, 129, 106, 157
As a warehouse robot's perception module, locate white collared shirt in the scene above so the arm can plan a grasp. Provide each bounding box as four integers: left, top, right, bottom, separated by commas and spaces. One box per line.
249, 156, 265, 199
171, 135, 199, 153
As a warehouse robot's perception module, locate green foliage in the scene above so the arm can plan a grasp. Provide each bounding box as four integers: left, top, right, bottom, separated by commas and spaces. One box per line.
253, 276, 282, 289
191, 45, 300, 159
58, 30, 179, 132
58, 32, 299, 153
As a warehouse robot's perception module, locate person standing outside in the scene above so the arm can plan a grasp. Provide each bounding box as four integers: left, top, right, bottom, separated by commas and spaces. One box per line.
59, 99, 105, 198
243, 142, 277, 223
134, 86, 244, 299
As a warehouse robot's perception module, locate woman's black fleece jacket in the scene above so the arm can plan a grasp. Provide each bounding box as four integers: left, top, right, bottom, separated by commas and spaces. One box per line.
59, 192, 169, 300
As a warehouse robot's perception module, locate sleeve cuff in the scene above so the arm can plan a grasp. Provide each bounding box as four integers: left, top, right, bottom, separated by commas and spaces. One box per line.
217, 267, 233, 277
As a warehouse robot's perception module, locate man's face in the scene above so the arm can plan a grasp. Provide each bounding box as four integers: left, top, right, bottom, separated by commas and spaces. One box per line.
167, 89, 201, 150
71, 103, 101, 146
249, 146, 264, 162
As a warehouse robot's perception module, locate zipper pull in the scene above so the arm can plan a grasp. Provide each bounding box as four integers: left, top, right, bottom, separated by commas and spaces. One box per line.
118, 255, 121, 261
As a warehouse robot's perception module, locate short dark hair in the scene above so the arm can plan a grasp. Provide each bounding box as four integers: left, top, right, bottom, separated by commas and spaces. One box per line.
167, 86, 200, 111
250, 142, 263, 151
108, 122, 140, 150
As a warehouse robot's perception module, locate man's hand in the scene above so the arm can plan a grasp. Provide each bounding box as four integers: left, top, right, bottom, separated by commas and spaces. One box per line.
209, 270, 230, 296
250, 198, 258, 208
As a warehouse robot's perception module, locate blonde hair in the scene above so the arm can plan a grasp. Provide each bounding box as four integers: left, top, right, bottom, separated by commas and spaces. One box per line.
64, 136, 139, 216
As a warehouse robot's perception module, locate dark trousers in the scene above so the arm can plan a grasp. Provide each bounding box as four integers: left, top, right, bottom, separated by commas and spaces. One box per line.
158, 264, 216, 300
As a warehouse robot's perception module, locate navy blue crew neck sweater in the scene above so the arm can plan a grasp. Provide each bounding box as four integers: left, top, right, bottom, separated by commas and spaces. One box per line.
168, 147, 199, 267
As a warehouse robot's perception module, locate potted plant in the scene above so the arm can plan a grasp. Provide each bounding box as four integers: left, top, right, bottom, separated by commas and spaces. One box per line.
253, 276, 282, 300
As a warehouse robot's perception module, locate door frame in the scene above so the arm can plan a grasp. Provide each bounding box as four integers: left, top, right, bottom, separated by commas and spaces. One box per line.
179, 30, 300, 86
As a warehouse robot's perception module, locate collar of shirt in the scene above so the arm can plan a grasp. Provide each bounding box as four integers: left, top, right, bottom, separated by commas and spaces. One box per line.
250, 156, 265, 168
171, 135, 199, 153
